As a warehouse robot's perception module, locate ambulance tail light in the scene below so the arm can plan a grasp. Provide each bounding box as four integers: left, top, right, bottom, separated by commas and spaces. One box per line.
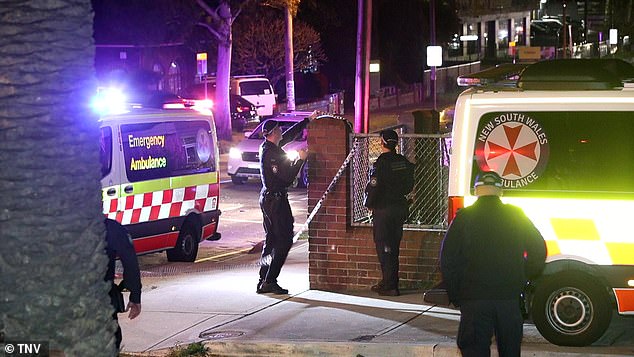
192, 99, 214, 116
448, 196, 464, 223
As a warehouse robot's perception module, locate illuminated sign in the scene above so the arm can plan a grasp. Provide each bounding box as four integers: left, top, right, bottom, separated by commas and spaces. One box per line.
475, 113, 550, 188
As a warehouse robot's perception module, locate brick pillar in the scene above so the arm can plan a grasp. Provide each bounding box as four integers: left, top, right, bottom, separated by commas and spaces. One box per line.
307, 117, 444, 292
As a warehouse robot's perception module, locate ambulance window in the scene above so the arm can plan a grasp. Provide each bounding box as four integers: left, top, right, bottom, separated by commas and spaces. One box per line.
472, 111, 634, 198
121, 120, 216, 182
100, 127, 112, 178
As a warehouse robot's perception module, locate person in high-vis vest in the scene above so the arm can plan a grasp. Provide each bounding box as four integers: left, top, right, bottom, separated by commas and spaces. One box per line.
364, 129, 414, 297
441, 171, 546, 357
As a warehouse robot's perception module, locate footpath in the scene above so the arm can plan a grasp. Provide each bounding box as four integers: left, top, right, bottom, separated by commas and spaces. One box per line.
119, 240, 634, 357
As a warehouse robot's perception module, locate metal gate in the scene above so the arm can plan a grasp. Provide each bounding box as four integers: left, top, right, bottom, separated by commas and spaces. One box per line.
350, 133, 451, 231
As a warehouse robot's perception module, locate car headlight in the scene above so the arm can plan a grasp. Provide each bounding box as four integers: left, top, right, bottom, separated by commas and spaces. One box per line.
229, 147, 242, 159
286, 150, 299, 161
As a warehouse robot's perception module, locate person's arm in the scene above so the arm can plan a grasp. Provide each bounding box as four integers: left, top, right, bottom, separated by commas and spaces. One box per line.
280, 117, 310, 147
364, 160, 382, 209
440, 212, 467, 306
268, 146, 306, 186
523, 216, 547, 279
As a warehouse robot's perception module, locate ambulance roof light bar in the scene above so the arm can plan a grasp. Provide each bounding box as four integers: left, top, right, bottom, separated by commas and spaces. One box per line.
457, 63, 527, 87
458, 59, 634, 90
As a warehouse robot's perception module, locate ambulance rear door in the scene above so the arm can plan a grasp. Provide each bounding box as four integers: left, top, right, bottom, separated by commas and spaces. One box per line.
101, 122, 124, 224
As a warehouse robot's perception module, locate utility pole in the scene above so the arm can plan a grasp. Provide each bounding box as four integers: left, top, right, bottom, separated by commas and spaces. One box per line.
354, 0, 372, 133
430, 0, 437, 110
285, 6, 296, 111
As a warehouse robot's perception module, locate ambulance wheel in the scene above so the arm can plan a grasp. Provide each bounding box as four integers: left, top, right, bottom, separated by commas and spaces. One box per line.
166, 224, 199, 262
531, 273, 611, 346
231, 176, 247, 185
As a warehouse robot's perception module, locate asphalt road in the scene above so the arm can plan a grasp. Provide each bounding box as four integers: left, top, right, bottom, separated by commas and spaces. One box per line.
135, 174, 308, 276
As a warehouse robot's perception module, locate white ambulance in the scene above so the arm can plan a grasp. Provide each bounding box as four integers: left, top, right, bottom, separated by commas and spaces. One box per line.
100, 108, 221, 262
449, 59, 634, 346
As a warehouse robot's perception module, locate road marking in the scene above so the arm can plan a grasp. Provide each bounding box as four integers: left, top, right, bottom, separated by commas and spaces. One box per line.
221, 217, 306, 225
195, 246, 253, 263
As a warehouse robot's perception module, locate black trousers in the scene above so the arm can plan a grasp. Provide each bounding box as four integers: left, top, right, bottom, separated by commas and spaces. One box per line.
259, 193, 294, 284
113, 312, 122, 351
458, 299, 523, 357
372, 204, 408, 290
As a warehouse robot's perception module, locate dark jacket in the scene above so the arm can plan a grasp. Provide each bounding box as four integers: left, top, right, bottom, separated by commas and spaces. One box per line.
259, 118, 309, 192
440, 196, 546, 305
364, 151, 414, 209
105, 219, 142, 304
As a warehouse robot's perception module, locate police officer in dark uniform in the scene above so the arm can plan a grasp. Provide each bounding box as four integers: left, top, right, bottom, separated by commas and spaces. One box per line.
105, 218, 142, 350
440, 171, 546, 357
364, 129, 414, 296
256, 117, 311, 294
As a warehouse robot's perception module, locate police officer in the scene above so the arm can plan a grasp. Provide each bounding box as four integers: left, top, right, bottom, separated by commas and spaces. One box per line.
440, 171, 546, 357
364, 129, 414, 296
105, 219, 142, 350
256, 117, 310, 294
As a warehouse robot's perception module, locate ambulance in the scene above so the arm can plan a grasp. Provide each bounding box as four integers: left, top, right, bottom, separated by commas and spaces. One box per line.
449, 59, 634, 346
99, 107, 221, 262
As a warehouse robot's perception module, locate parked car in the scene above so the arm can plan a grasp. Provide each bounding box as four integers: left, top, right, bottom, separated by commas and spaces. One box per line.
227, 112, 311, 187
183, 84, 260, 132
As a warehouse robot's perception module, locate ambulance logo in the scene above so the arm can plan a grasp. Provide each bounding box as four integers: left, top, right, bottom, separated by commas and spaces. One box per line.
475, 113, 549, 188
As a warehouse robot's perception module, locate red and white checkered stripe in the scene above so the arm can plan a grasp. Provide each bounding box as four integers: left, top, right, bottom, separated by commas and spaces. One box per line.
103, 184, 218, 225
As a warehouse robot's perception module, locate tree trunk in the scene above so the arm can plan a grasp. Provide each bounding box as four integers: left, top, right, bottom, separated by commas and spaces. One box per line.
214, 1, 234, 141
0, 1, 115, 356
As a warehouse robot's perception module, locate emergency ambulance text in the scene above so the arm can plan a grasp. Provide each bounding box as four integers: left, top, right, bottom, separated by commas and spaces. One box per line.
130, 156, 167, 170
128, 134, 165, 149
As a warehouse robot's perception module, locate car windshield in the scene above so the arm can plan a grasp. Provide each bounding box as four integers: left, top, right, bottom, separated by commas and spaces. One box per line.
248, 120, 306, 141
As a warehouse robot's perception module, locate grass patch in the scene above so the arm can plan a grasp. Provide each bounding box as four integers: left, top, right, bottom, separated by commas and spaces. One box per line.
165, 342, 212, 357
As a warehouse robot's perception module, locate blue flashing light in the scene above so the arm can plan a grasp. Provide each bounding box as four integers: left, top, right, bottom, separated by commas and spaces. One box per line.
91, 87, 129, 115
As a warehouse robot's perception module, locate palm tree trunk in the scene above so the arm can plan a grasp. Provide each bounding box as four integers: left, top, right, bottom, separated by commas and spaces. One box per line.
0, 1, 115, 356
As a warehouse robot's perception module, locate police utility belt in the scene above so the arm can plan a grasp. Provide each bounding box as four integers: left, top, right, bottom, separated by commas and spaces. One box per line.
263, 190, 287, 198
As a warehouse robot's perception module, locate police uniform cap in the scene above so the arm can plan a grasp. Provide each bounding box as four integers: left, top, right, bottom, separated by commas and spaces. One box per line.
262, 120, 279, 136
474, 170, 503, 188
380, 129, 398, 145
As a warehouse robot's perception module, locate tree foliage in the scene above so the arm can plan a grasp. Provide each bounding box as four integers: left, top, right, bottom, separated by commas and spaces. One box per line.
233, 8, 326, 88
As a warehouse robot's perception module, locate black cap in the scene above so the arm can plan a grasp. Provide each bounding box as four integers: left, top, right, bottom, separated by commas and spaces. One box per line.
474, 170, 503, 188
380, 129, 398, 145
262, 120, 279, 136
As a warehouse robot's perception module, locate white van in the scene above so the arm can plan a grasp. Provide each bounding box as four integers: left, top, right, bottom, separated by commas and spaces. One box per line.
100, 108, 221, 262
230, 76, 277, 117
449, 59, 634, 347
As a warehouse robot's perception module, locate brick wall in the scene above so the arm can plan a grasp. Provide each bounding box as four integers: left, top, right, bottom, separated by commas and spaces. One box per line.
307, 117, 444, 292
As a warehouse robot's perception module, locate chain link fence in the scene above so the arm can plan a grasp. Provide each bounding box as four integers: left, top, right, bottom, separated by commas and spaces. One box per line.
350, 133, 451, 231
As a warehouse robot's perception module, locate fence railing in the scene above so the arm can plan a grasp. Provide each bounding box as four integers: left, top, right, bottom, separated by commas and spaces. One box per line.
350, 133, 451, 231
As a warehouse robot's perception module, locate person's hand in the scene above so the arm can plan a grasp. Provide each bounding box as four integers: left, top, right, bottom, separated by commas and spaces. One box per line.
298, 148, 308, 161
126, 302, 142, 319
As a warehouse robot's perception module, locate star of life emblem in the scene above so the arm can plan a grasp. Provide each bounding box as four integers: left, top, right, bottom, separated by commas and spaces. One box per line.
475, 113, 549, 189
